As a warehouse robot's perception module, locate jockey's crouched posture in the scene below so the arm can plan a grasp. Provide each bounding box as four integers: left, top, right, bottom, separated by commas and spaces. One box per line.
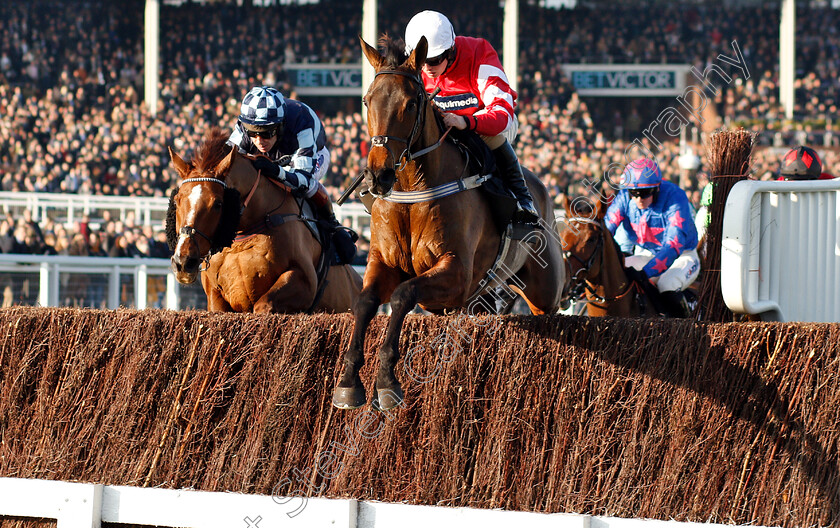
605, 158, 700, 318
228, 86, 357, 264
404, 10, 540, 225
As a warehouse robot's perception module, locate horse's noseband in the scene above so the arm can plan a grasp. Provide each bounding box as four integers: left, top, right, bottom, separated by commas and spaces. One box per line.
563, 216, 635, 306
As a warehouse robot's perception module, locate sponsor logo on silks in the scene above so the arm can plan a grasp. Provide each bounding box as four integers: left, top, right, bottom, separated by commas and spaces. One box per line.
433, 93, 480, 111
315, 153, 324, 172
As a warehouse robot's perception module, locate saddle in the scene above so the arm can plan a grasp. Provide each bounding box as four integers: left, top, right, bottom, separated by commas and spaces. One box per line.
446, 127, 519, 233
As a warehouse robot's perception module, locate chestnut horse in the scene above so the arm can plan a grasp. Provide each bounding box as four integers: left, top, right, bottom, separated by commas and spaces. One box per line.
559, 197, 654, 317
332, 36, 567, 410
167, 127, 362, 313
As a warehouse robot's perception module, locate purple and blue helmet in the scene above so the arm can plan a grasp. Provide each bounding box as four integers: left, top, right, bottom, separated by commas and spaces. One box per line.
620, 158, 663, 189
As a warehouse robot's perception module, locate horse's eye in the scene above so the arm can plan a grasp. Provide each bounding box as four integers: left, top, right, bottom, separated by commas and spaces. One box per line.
212, 201, 223, 210
406, 100, 417, 112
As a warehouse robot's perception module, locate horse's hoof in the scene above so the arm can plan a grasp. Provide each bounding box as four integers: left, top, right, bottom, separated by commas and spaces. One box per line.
372, 385, 404, 412
332, 386, 367, 409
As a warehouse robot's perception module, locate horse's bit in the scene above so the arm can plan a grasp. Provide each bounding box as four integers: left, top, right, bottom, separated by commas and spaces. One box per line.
367, 70, 444, 172
177, 176, 227, 271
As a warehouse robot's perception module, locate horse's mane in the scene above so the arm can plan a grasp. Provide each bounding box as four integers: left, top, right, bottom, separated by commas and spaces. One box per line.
378, 34, 410, 70
193, 127, 232, 171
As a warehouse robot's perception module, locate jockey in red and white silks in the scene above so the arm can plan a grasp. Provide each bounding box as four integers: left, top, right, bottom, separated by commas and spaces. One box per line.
419, 35, 518, 143
405, 10, 539, 224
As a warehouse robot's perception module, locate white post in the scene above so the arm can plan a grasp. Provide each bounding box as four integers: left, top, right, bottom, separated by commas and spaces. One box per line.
136, 265, 148, 309
779, 0, 795, 120
144, 0, 160, 116
503, 0, 519, 92
166, 272, 179, 310
108, 265, 121, 309
361, 0, 378, 124
57, 483, 103, 528
39, 262, 51, 307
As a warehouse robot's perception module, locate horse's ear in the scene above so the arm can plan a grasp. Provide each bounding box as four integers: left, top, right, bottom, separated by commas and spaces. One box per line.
406, 36, 428, 72
169, 146, 191, 178
360, 35, 384, 70
594, 197, 607, 220
216, 145, 237, 176
559, 194, 571, 217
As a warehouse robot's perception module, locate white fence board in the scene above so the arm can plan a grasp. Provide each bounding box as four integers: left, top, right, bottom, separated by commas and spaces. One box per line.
721, 179, 840, 322
0, 478, 775, 528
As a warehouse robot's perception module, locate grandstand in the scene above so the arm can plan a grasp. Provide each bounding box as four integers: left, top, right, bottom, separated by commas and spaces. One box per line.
0, 0, 835, 284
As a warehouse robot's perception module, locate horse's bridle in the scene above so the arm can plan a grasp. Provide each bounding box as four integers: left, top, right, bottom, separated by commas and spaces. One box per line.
367, 70, 443, 172
563, 216, 634, 305
177, 176, 228, 270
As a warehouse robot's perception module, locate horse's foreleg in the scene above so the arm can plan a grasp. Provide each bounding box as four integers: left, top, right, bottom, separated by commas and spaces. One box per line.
255, 269, 316, 313
374, 256, 467, 411
203, 275, 232, 311
333, 261, 401, 410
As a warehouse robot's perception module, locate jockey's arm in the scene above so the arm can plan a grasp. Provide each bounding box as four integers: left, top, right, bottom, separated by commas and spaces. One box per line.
604, 196, 629, 236
471, 42, 517, 137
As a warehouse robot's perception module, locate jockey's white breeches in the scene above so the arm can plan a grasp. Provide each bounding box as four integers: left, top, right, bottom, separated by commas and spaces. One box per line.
625, 247, 701, 293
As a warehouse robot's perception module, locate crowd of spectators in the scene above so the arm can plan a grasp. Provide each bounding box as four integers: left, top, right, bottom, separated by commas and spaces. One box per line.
0, 0, 838, 258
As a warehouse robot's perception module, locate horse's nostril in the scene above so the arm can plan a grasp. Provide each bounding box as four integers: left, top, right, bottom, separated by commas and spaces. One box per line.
185, 257, 200, 270
375, 168, 396, 190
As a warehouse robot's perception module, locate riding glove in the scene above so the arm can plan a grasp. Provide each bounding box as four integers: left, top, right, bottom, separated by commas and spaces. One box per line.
624, 266, 649, 284
252, 156, 281, 180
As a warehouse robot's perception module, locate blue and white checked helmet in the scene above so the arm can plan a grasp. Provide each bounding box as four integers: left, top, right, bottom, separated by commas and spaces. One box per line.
239, 86, 285, 129
620, 158, 663, 189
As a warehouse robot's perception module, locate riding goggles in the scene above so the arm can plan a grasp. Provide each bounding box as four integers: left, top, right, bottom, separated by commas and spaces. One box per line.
246, 128, 278, 139
629, 187, 657, 199
425, 52, 448, 67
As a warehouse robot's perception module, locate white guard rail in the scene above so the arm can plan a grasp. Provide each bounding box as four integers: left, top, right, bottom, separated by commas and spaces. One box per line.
0, 191, 373, 236
0, 254, 183, 310
0, 477, 752, 528
721, 178, 840, 322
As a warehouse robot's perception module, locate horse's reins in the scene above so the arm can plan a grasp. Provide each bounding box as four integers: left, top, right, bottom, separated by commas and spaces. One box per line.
563, 217, 635, 306
368, 71, 450, 172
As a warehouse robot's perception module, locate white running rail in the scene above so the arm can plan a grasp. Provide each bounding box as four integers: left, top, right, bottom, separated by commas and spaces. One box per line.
0, 254, 181, 310
721, 178, 840, 322
0, 477, 751, 528
0, 191, 373, 236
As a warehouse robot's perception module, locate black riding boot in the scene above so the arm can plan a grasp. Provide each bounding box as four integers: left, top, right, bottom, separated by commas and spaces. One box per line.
311, 182, 358, 264
317, 204, 358, 264
492, 141, 540, 224
659, 290, 690, 318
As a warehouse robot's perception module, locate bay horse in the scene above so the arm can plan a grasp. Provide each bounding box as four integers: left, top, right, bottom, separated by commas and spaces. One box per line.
332, 36, 567, 410
559, 196, 654, 317
167, 127, 362, 313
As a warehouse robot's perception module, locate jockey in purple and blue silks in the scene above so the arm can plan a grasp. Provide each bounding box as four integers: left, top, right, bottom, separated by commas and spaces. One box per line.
604, 158, 700, 318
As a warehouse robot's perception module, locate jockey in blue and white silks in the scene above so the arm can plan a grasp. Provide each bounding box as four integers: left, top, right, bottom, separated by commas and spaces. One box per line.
604, 158, 700, 317
227, 86, 357, 264
228, 87, 329, 197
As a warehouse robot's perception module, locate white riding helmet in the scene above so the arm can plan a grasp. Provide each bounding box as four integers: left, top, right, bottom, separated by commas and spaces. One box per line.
405, 10, 455, 58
